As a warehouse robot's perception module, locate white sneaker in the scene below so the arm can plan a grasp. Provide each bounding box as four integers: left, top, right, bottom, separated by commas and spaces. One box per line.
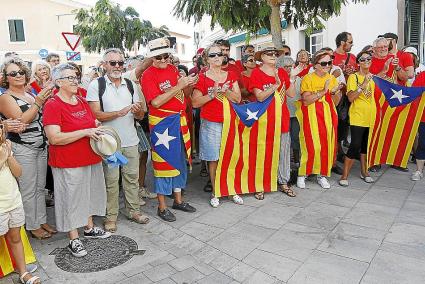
317, 176, 331, 189
411, 171, 424, 181
297, 176, 306, 189
232, 195, 244, 205
210, 197, 220, 208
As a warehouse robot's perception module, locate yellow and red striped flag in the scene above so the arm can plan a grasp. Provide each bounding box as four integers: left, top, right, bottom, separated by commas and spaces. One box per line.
0, 227, 36, 278
368, 76, 425, 168
295, 92, 338, 177
214, 93, 282, 197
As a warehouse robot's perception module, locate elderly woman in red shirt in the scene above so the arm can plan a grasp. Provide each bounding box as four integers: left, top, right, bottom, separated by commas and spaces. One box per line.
43, 64, 110, 258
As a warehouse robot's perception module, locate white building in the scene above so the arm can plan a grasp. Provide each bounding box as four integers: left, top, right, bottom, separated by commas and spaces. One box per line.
194, 0, 423, 61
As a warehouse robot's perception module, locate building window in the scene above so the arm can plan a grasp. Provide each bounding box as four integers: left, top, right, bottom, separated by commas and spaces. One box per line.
181, 43, 185, 55
310, 32, 323, 54
8, 19, 25, 42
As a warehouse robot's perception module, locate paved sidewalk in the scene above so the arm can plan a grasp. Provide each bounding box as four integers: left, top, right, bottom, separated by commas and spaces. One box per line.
1, 162, 425, 284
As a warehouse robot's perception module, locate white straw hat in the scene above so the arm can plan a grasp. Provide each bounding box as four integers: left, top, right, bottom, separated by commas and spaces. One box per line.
90, 126, 121, 158
146, 37, 175, 58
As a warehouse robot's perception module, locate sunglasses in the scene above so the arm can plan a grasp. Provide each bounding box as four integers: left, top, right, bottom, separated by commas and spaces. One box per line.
347, 41, 353, 44
358, 56, 372, 62
208, 53, 223, 58
284, 52, 290, 56
318, 60, 333, 67
6, 70, 26, 77
108, 61, 125, 67
264, 52, 279, 57
154, 54, 170, 61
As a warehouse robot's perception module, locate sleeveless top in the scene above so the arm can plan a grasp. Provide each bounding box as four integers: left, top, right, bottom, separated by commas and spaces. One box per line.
1, 94, 46, 149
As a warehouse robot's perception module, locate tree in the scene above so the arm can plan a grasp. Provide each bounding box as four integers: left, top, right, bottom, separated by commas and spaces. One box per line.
173, 0, 368, 48
74, 0, 169, 53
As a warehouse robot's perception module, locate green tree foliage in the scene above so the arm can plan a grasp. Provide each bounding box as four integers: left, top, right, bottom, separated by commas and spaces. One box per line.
74, 0, 169, 53
173, 0, 368, 48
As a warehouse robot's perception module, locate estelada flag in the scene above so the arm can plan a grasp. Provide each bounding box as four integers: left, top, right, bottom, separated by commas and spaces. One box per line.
368, 76, 425, 168
214, 93, 282, 198
295, 92, 338, 177
149, 109, 191, 177
0, 227, 36, 278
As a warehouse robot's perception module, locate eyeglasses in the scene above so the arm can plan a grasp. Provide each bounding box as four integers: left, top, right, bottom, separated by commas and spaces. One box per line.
358, 56, 372, 62
58, 76, 79, 82
154, 54, 170, 61
264, 51, 279, 57
283, 65, 292, 68
6, 70, 26, 77
318, 60, 333, 67
108, 61, 125, 67
208, 53, 223, 58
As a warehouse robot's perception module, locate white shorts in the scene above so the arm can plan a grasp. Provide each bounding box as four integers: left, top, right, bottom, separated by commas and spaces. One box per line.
0, 205, 25, 236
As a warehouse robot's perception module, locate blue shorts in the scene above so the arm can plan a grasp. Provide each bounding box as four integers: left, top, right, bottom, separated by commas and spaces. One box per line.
199, 119, 223, 161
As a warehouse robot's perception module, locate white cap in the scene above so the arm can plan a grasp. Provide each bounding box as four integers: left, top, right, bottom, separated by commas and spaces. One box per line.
404, 46, 418, 56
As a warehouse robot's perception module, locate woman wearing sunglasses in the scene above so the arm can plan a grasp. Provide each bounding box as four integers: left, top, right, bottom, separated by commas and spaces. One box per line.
296, 50, 342, 189
192, 44, 242, 208
240, 54, 257, 102
339, 50, 376, 186
249, 47, 297, 199
0, 57, 55, 240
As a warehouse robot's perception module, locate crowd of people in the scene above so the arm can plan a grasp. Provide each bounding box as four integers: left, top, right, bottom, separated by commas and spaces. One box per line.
1, 30, 425, 283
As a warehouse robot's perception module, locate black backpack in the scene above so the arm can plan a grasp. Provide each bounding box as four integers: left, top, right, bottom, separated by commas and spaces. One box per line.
97, 76, 134, 112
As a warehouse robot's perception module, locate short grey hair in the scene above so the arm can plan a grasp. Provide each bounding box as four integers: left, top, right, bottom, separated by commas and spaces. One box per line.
281, 56, 295, 67
373, 37, 388, 47
103, 48, 124, 61
124, 56, 143, 69
51, 63, 77, 82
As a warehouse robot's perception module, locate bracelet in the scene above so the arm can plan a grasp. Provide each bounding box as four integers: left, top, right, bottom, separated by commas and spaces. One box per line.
315, 92, 320, 99
33, 102, 41, 109
209, 92, 215, 100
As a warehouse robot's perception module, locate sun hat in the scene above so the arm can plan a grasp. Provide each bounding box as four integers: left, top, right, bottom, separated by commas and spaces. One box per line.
145, 37, 175, 58
254, 47, 284, 61
90, 126, 121, 158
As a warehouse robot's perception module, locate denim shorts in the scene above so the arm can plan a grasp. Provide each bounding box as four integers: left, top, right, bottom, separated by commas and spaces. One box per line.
199, 119, 223, 161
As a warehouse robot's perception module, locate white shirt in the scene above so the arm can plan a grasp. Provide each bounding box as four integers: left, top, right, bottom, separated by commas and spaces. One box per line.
86, 75, 140, 147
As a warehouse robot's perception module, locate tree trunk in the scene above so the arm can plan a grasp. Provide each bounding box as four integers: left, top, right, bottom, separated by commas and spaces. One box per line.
268, 1, 283, 48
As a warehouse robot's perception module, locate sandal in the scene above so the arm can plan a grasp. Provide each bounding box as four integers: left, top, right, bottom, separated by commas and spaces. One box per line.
279, 184, 296, 197
128, 212, 150, 224
104, 220, 117, 233
30, 228, 51, 240
231, 195, 244, 205
19, 271, 40, 284
203, 180, 213, 192
254, 192, 264, 200
41, 224, 57, 234
200, 166, 208, 177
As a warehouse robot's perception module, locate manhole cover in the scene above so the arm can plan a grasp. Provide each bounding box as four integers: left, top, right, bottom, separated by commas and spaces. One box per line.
50, 235, 145, 273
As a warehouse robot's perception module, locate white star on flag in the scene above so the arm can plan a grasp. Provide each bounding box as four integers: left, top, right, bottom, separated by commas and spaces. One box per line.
390, 88, 409, 104
246, 108, 259, 121
154, 128, 176, 150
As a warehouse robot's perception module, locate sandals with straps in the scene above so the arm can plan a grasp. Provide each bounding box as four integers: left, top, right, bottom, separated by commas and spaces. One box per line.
254, 192, 265, 200
279, 184, 296, 197
20, 272, 40, 284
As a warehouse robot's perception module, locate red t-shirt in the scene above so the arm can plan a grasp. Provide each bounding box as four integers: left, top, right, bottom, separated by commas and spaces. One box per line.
370, 55, 396, 78
412, 71, 425, 122
333, 52, 358, 75
248, 67, 291, 132
141, 64, 186, 116
222, 63, 241, 79
194, 71, 239, 123
240, 74, 256, 102
43, 95, 101, 168
235, 60, 244, 73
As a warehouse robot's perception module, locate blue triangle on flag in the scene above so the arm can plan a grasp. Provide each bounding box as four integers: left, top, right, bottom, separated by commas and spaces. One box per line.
150, 113, 184, 171
231, 94, 274, 127
373, 76, 425, 108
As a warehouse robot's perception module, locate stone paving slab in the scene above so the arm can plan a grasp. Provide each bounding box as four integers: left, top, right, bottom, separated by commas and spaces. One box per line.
2, 164, 425, 284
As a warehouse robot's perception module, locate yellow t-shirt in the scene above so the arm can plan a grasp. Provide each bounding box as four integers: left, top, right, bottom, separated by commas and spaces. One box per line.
300, 72, 338, 103
347, 73, 375, 127
0, 163, 22, 213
